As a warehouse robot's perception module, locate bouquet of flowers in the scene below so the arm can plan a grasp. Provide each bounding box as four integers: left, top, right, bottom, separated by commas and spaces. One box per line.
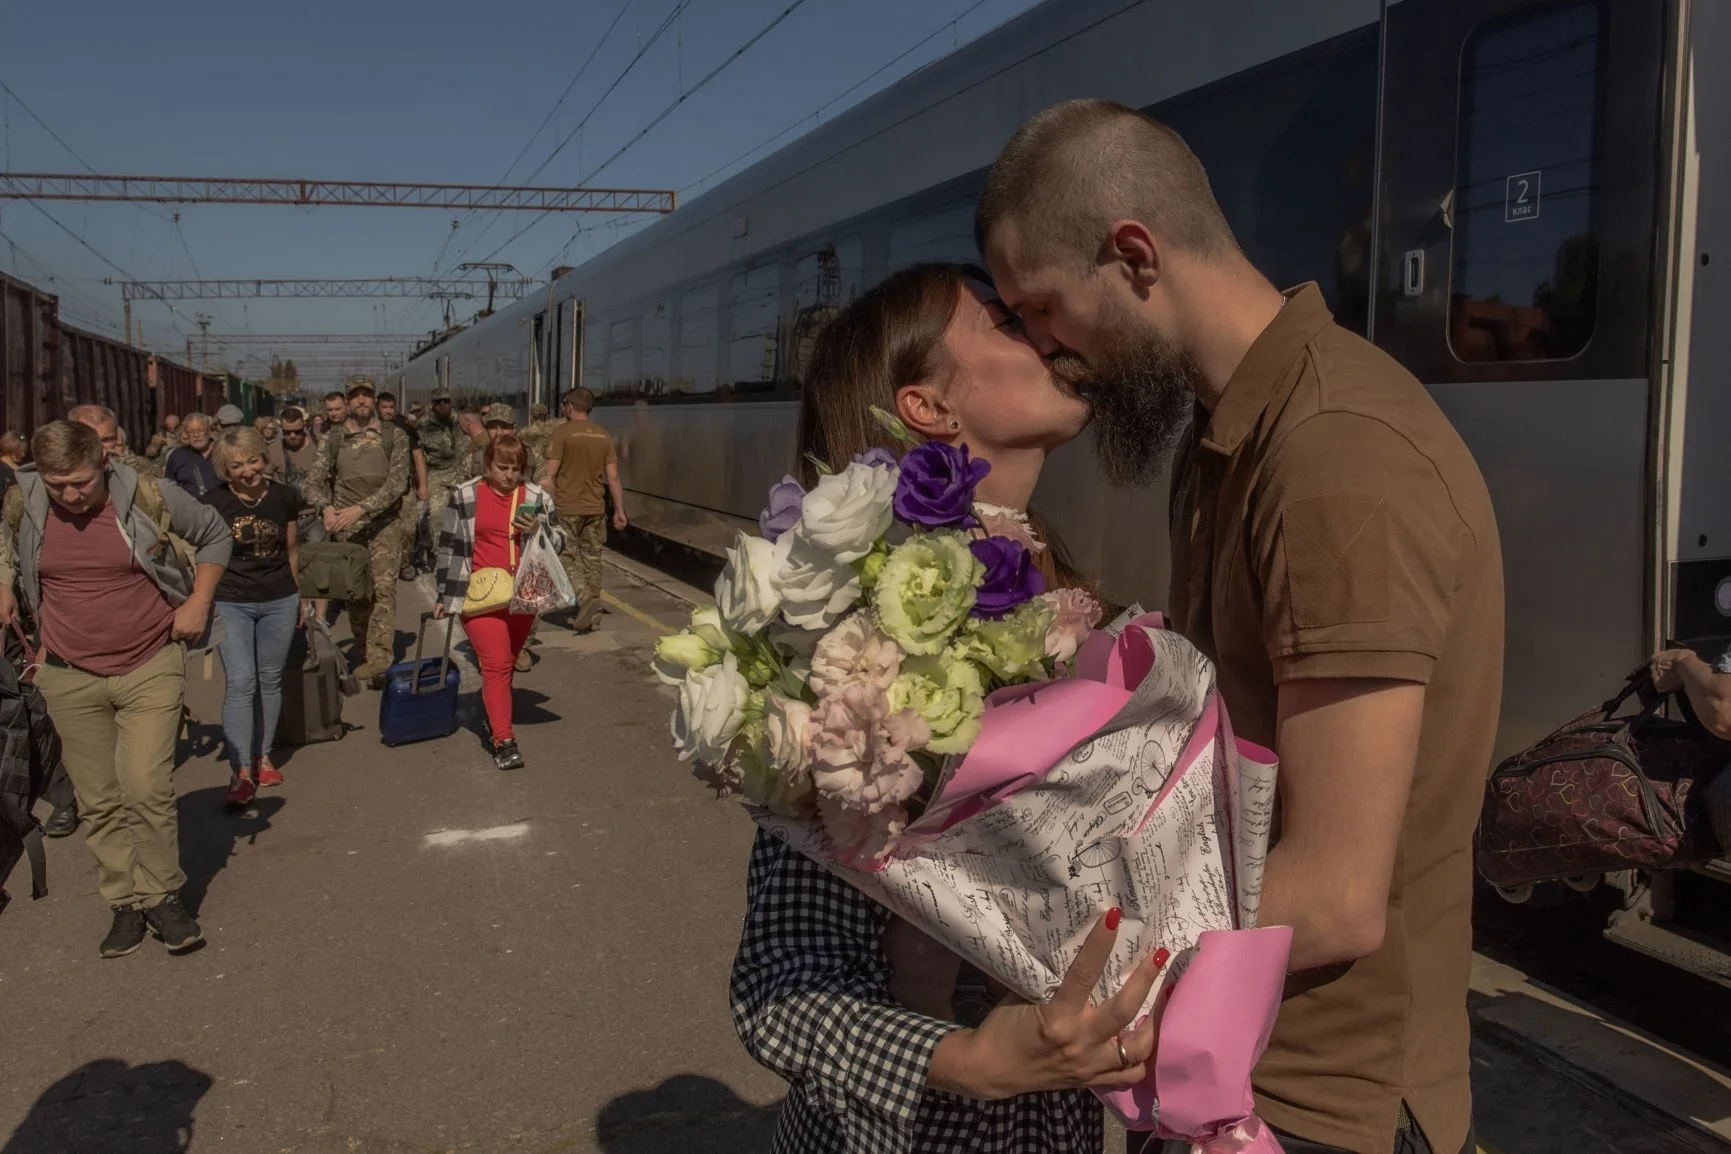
656, 410, 1103, 868
660, 416, 1292, 1148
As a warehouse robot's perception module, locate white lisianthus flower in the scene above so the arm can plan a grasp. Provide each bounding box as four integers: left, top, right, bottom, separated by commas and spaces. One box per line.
777, 537, 863, 630
716, 532, 792, 635
671, 652, 750, 765
796, 460, 898, 563
652, 630, 720, 686
762, 693, 816, 779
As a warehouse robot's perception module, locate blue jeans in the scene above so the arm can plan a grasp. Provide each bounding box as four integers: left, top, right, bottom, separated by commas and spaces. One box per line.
215, 595, 300, 770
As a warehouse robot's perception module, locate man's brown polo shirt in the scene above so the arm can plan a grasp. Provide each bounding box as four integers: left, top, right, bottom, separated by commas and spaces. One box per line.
1168, 283, 1503, 1154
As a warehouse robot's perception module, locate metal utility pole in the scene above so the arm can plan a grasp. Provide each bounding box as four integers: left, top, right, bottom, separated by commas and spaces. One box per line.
195, 313, 212, 370
0, 174, 676, 214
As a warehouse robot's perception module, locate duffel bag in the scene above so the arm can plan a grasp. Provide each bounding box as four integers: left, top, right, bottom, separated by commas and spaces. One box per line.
1477, 668, 1731, 887
297, 541, 374, 601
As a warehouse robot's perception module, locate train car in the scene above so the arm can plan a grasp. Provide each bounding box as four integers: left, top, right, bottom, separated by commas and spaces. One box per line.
0, 269, 206, 447
397, 0, 1729, 970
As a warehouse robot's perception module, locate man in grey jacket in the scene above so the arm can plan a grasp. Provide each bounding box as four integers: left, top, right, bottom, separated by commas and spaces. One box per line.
0, 420, 231, 959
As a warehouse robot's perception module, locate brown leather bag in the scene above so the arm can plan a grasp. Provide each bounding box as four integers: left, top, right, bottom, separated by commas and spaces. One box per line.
1477, 670, 1730, 887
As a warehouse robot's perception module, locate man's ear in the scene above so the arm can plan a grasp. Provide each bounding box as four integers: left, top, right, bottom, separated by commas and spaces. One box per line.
1105, 219, 1162, 290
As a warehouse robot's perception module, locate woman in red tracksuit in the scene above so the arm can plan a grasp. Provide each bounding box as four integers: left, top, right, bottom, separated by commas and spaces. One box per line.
432, 434, 565, 771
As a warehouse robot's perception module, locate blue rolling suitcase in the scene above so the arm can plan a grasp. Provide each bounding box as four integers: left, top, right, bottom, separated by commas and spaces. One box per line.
379, 612, 460, 746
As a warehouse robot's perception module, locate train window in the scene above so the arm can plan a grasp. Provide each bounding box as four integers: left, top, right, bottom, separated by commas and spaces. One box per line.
641, 301, 672, 397
1152, 25, 1378, 335
677, 283, 720, 394
1448, 1, 1602, 363
608, 318, 636, 397
727, 263, 782, 390
583, 319, 608, 394
887, 203, 977, 270
792, 240, 865, 382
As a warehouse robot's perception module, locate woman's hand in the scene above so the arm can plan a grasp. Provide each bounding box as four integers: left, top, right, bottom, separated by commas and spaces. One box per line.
431, 603, 448, 619
511, 509, 540, 534
926, 909, 1170, 1100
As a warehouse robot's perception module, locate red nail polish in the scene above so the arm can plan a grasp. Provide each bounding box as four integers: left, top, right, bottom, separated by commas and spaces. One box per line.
1153, 948, 1171, 969
1104, 907, 1122, 932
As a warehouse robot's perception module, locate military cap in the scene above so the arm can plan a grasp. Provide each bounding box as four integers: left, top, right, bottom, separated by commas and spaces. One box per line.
430, 386, 453, 402
482, 402, 517, 428
345, 374, 377, 398
530, 402, 549, 421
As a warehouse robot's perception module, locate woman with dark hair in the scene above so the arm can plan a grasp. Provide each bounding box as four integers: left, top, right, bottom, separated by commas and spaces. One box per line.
432, 434, 564, 771
732, 262, 1151, 1153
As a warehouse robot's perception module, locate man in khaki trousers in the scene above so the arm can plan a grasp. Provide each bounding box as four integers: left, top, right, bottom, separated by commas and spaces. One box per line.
0, 421, 231, 958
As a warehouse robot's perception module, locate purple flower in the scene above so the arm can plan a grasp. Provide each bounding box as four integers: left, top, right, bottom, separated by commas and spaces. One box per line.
854, 447, 899, 470
759, 475, 805, 542
893, 442, 990, 530
970, 537, 1045, 618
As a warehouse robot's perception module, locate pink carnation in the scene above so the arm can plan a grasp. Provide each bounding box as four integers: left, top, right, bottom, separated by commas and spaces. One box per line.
808, 682, 931, 867
1041, 588, 1104, 665
809, 612, 903, 697
978, 509, 1045, 554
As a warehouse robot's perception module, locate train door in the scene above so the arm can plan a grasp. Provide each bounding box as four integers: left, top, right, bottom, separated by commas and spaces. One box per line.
1372, 0, 1669, 758
1665, 3, 1731, 656
530, 312, 546, 412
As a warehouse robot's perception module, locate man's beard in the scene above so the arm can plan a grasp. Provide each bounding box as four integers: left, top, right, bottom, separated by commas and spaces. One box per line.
1049, 316, 1201, 487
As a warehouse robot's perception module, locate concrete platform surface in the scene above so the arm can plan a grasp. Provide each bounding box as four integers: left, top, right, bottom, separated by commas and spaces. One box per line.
2, 554, 1725, 1153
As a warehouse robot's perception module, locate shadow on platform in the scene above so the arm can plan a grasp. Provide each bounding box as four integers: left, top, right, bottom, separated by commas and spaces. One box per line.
595, 1074, 779, 1153
176, 786, 287, 917
1, 1058, 212, 1154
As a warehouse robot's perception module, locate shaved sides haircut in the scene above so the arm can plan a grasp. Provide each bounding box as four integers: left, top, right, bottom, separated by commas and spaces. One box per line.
976, 99, 1237, 271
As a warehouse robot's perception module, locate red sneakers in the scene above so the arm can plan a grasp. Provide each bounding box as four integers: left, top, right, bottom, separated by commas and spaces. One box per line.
223, 770, 257, 808
255, 756, 284, 789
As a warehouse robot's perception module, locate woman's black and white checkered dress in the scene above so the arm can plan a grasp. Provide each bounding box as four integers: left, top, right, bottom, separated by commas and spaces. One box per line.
730, 829, 1103, 1153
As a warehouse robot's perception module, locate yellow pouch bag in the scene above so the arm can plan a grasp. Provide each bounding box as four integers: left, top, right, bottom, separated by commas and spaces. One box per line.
461, 487, 520, 615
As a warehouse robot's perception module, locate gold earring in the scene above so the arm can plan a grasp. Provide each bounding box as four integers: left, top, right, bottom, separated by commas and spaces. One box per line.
949, 420, 959, 431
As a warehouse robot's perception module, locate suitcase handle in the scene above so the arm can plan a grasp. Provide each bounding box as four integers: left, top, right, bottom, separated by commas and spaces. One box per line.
411, 611, 456, 696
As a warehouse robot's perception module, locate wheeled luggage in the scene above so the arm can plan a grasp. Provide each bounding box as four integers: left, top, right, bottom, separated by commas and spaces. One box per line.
277, 616, 354, 746
379, 612, 460, 747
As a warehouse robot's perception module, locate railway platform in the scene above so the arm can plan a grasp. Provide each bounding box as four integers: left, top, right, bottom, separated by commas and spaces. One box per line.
0, 550, 1726, 1153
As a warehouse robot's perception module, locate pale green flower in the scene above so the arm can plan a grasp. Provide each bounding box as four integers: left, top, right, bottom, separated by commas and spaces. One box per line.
652, 630, 720, 686
887, 653, 985, 755
855, 539, 891, 590
954, 599, 1056, 683
872, 531, 983, 656
733, 635, 787, 691
689, 606, 738, 653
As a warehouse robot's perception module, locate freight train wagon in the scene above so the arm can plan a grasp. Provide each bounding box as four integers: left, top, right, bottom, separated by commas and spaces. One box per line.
1, 269, 214, 448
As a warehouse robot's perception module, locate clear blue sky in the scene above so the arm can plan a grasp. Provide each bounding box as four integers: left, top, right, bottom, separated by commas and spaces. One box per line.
0, 0, 1041, 382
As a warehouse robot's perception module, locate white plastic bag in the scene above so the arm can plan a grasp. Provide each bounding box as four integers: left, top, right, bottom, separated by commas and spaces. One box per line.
509, 527, 576, 616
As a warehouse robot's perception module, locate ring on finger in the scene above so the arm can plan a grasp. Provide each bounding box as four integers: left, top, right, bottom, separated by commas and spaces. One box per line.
1114, 1036, 1131, 1069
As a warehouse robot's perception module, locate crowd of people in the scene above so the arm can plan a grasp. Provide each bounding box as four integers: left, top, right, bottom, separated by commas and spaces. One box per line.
0, 382, 625, 960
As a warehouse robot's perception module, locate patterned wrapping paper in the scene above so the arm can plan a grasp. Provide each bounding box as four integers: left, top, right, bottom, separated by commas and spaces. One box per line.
752, 618, 1284, 1136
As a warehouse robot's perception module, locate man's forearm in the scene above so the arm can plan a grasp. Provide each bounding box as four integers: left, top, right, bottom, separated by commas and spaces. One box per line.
189, 562, 224, 606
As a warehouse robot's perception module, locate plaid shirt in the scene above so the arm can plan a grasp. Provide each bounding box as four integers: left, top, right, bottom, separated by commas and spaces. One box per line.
432, 480, 566, 614
731, 830, 1103, 1154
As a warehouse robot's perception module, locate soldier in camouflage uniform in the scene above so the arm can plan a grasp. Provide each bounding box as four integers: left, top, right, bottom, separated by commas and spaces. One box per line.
469, 404, 541, 478
520, 403, 555, 465
418, 387, 465, 550
69, 404, 161, 479
302, 377, 411, 683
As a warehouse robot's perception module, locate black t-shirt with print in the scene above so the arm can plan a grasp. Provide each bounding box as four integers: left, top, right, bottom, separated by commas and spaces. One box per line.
200, 482, 300, 603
